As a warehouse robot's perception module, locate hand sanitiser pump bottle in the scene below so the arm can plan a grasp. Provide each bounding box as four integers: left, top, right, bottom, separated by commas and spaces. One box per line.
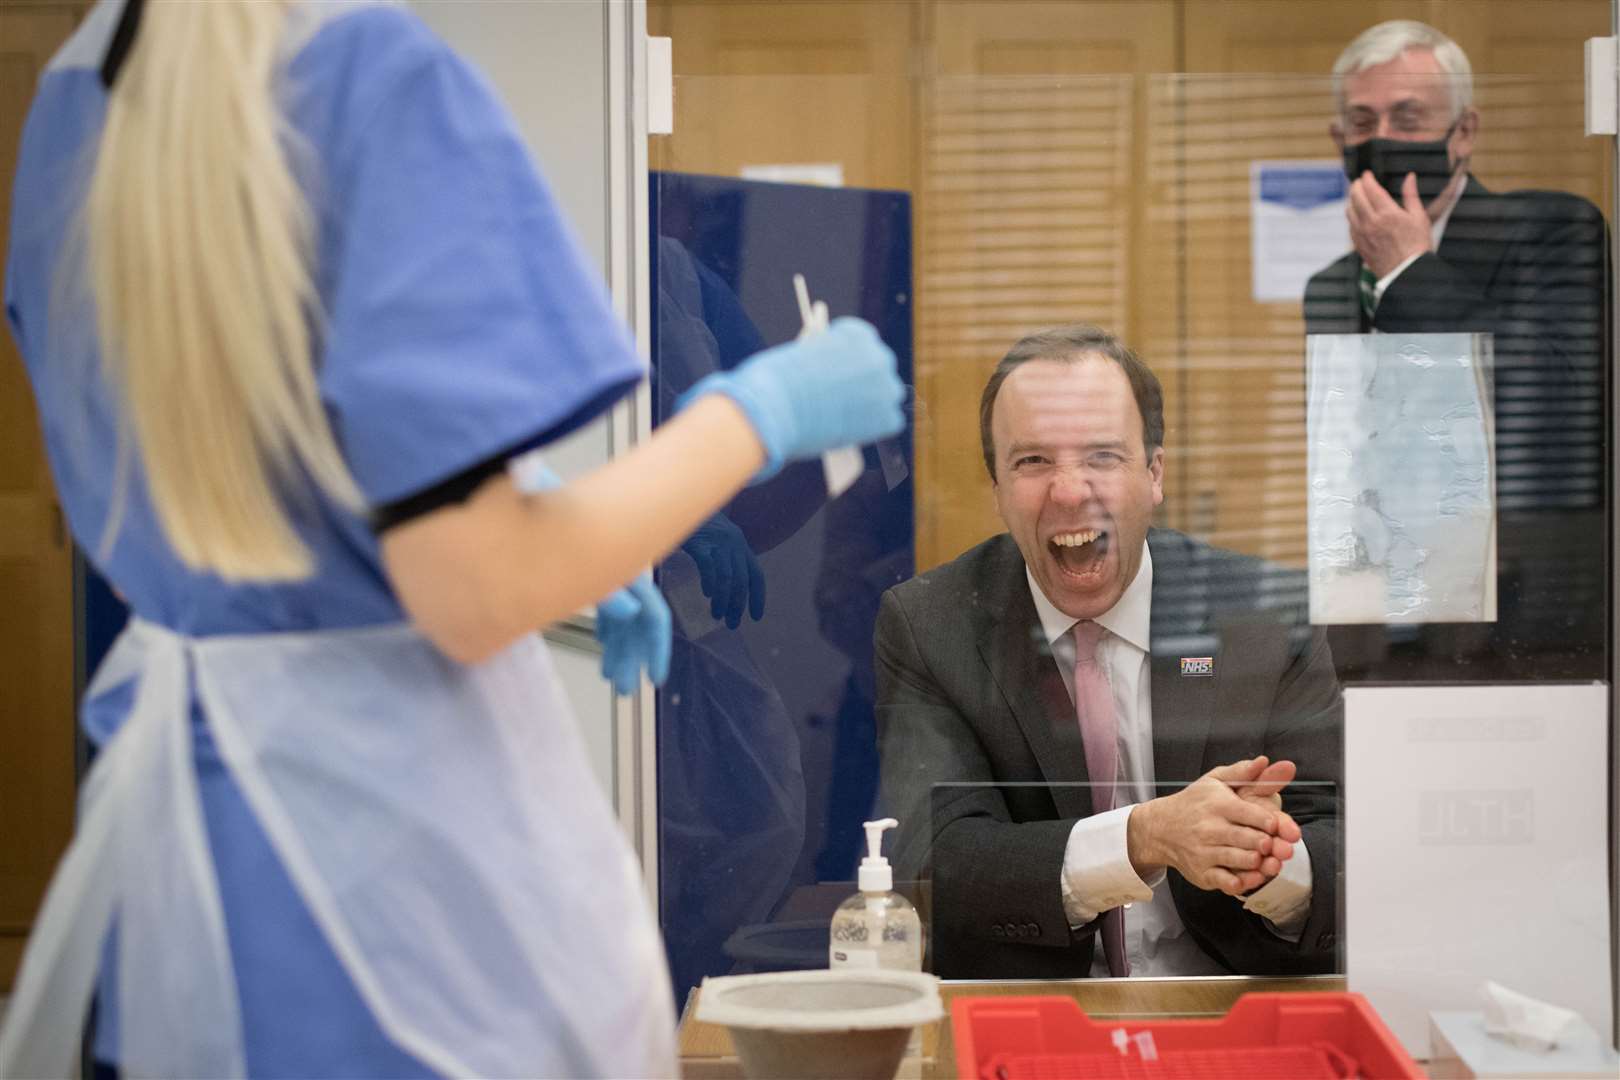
829, 818, 921, 972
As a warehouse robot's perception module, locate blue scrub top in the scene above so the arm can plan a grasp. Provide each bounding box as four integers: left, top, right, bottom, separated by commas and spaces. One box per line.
5, 2, 644, 1072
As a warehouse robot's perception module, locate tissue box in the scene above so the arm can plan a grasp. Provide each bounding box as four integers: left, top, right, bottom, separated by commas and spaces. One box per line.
1430, 1011, 1619, 1078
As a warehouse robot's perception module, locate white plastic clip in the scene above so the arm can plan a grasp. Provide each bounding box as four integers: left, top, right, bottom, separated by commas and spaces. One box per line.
648, 37, 673, 136
1584, 37, 1617, 136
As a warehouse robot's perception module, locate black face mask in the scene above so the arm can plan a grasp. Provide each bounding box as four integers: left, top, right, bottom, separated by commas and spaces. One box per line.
1342, 123, 1459, 205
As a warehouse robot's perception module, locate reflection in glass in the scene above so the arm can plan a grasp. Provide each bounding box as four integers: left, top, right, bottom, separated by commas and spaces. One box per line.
645, 0, 1610, 1004
651, 174, 914, 1003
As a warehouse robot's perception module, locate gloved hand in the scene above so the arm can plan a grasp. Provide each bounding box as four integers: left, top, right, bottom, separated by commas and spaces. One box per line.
676, 317, 904, 481
680, 512, 765, 629
595, 572, 672, 695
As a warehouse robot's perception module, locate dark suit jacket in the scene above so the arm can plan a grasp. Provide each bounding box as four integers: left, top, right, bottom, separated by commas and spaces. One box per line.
1303, 178, 1609, 679
874, 528, 1342, 980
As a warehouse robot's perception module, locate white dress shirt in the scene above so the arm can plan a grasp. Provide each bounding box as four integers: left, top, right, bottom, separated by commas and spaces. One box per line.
1027, 543, 1313, 977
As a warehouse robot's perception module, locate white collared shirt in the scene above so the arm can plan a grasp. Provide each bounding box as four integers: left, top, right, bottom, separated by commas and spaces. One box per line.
1026, 542, 1312, 977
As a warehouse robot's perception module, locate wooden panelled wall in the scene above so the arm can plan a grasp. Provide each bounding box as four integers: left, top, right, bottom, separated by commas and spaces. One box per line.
649, 0, 1612, 572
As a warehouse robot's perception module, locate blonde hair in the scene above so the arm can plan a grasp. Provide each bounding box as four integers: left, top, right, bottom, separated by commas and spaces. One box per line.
89, 0, 361, 581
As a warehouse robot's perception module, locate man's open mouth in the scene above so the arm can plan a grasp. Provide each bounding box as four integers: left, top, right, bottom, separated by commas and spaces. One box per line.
1049, 529, 1108, 578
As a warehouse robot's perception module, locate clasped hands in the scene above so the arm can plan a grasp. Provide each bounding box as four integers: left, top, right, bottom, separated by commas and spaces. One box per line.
1126, 756, 1302, 898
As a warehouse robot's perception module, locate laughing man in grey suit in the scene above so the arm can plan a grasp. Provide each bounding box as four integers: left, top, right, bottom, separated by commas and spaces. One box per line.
876, 325, 1342, 979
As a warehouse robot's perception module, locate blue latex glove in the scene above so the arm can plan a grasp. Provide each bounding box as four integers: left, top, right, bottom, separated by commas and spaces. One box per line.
595, 572, 671, 695
676, 317, 904, 481
680, 512, 765, 629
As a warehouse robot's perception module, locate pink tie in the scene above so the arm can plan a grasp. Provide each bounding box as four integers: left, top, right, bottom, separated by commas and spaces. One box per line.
1073, 620, 1129, 976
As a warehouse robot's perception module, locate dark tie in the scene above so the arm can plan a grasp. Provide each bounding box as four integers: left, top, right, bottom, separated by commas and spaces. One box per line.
1358, 264, 1378, 320
1072, 620, 1128, 976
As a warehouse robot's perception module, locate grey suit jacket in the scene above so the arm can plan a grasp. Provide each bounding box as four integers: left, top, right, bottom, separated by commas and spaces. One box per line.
874, 528, 1342, 979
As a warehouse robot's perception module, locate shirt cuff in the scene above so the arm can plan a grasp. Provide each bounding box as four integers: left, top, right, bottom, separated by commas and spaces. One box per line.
1060, 805, 1156, 927
1240, 838, 1313, 940
1373, 253, 1424, 302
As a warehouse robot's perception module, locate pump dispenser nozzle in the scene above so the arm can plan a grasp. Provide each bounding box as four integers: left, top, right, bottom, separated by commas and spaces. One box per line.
859, 817, 898, 892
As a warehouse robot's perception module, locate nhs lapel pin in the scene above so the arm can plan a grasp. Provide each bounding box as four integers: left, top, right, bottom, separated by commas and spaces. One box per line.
1180, 656, 1214, 677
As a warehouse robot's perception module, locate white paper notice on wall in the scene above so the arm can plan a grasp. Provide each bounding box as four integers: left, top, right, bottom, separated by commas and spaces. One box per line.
1344, 683, 1613, 1056
1307, 332, 1496, 625
1250, 161, 1351, 302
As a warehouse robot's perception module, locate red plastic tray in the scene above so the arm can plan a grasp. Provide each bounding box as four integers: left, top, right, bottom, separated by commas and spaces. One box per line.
952, 992, 1425, 1080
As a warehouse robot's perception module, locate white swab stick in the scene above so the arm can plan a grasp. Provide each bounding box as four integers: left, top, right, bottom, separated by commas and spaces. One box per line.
793, 274, 816, 332
823, 446, 863, 497
790, 273, 862, 498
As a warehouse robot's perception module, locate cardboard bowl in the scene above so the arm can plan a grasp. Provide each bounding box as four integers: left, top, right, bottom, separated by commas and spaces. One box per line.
696, 969, 942, 1079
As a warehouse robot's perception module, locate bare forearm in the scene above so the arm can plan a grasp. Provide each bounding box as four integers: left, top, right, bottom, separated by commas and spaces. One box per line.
382, 394, 764, 662
510, 392, 764, 594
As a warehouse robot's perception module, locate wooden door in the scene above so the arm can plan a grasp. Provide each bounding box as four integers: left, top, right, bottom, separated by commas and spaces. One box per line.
0, 0, 87, 991
647, 0, 917, 189
918, 2, 1179, 570
1441, 0, 1611, 210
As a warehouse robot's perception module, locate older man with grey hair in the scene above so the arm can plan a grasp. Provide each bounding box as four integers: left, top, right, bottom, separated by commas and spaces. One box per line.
1326, 20, 1478, 283
1304, 19, 1608, 682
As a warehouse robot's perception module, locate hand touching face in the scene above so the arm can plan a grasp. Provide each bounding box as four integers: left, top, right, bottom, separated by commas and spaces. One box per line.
1331, 46, 1477, 275
1347, 171, 1433, 278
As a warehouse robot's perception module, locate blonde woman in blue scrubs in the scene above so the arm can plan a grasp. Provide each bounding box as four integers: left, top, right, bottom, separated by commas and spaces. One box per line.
0, 1, 904, 1076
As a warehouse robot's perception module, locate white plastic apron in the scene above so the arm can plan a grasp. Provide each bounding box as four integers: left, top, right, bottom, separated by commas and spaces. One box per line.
0, 619, 676, 1078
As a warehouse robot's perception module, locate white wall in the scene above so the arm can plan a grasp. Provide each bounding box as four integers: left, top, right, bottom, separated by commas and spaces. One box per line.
409, 0, 619, 483
408, 0, 620, 801
409, 0, 609, 271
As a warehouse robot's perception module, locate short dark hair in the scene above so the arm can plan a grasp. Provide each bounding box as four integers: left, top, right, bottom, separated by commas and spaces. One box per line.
978, 324, 1165, 481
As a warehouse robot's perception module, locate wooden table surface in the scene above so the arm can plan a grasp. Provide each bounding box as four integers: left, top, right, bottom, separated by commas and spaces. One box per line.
678, 974, 1349, 1078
